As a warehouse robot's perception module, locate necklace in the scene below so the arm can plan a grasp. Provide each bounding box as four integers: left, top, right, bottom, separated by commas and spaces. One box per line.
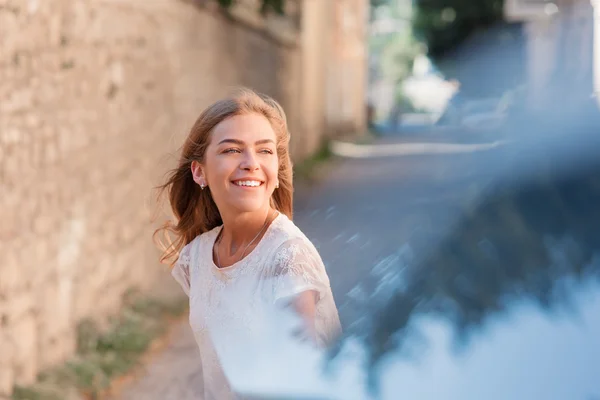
215, 210, 276, 269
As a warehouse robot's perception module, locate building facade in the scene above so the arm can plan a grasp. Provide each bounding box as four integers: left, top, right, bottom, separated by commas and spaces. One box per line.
505, 0, 597, 114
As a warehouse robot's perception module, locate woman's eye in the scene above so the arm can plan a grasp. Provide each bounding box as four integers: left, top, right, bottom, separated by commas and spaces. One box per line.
223, 148, 241, 154
259, 149, 274, 154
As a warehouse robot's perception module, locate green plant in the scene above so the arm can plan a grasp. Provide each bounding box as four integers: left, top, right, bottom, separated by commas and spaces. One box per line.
11, 385, 63, 400
213, 0, 388, 15
412, 0, 504, 59
380, 34, 422, 85
12, 292, 188, 400
214, 0, 285, 14
294, 139, 334, 183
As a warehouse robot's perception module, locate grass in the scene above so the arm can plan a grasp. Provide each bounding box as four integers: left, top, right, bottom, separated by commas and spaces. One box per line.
293, 130, 380, 184
12, 289, 188, 400
293, 139, 334, 184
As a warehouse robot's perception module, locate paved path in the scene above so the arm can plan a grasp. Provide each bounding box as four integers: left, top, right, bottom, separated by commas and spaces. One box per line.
115, 135, 506, 399
111, 320, 203, 400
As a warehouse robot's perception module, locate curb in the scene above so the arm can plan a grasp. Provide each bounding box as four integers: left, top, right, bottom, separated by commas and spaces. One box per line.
329, 140, 510, 159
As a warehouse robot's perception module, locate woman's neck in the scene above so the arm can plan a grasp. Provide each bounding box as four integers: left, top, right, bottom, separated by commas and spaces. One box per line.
219, 207, 276, 254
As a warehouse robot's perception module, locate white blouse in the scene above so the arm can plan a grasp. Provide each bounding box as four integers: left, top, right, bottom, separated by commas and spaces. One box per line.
171, 213, 342, 399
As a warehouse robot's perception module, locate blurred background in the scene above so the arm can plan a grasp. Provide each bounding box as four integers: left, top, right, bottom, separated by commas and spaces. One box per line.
1, 0, 600, 399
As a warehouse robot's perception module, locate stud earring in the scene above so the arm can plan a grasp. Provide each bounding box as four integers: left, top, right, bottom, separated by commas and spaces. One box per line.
275, 181, 279, 189
200, 183, 206, 190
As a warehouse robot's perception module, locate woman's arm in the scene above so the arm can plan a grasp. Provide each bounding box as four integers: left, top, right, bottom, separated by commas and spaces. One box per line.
291, 290, 319, 344
272, 238, 331, 346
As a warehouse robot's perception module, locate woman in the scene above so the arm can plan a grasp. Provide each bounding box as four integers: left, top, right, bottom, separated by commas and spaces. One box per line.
154, 88, 341, 399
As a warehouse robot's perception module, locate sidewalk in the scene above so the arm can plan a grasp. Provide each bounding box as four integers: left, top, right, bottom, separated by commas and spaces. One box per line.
109, 319, 202, 400
330, 138, 507, 158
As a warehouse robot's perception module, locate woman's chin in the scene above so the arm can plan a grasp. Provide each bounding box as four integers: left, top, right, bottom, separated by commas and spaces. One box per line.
230, 200, 270, 214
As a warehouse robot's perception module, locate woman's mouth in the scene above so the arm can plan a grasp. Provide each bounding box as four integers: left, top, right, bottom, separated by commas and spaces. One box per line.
232, 180, 264, 188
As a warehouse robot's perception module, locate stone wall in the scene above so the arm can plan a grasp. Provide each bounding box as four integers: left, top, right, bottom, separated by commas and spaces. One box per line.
0, 0, 311, 395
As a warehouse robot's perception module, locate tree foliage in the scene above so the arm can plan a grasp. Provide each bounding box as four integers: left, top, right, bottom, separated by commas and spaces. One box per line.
214, 0, 285, 14
379, 33, 421, 87
213, 0, 386, 15
413, 0, 504, 58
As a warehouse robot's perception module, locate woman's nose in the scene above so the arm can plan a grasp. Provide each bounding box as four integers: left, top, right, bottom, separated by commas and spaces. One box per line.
240, 152, 259, 171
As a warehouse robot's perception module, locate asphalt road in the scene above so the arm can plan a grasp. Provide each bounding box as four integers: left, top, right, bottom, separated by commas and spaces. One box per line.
294, 138, 505, 326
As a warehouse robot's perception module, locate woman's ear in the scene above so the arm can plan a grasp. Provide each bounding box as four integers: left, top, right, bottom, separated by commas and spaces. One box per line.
191, 161, 207, 189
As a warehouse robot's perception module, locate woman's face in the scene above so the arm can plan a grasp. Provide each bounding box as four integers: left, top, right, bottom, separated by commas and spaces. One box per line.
193, 113, 279, 216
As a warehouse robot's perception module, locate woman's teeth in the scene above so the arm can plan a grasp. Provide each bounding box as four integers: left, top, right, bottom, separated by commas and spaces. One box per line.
234, 181, 261, 187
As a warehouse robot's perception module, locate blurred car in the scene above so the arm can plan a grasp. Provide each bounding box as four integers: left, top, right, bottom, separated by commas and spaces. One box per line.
229, 108, 600, 400
358, 109, 600, 399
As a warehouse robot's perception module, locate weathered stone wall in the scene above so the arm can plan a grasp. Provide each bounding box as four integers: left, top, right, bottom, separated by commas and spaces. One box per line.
0, 0, 304, 395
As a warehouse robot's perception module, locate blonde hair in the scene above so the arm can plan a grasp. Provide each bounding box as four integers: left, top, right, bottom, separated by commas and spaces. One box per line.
154, 88, 294, 266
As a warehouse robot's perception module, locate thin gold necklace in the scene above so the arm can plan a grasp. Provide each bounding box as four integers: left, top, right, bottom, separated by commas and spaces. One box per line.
215, 210, 276, 269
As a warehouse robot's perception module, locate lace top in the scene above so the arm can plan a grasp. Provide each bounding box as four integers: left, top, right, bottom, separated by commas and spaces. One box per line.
171, 213, 342, 400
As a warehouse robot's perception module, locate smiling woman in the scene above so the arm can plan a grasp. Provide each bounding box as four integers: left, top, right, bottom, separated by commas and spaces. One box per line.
153, 88, 341, 400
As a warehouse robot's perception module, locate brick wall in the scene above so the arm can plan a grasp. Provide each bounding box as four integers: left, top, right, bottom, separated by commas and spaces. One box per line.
0, 0, 305, 395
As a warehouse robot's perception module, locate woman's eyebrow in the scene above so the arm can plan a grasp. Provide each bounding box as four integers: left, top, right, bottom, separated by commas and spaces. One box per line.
217, 138, 275, 145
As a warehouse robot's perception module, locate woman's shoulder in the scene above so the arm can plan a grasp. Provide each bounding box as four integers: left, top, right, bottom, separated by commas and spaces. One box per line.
268, 213, 322, 261
266, 214, 332, 295
198, 225, 222, 243
270, 213, 312, 246
180, 225, 221, 260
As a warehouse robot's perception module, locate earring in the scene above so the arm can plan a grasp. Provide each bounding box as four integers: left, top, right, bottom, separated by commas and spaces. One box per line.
200, 183, 206, 190
275, 181, 279, 189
